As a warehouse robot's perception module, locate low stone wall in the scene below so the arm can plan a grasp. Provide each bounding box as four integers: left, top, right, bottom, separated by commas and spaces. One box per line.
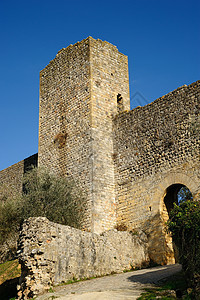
17, 217, 149, 299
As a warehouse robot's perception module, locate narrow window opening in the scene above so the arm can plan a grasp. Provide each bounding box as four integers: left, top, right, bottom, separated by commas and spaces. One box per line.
149, 206, 152, 211
117, 93, 124, 113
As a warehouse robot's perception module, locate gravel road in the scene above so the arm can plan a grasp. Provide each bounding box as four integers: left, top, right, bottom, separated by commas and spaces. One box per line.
37, 264, 181, 300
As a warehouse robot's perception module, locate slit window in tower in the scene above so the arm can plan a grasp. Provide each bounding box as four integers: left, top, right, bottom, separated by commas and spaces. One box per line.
117, 94, 124, 113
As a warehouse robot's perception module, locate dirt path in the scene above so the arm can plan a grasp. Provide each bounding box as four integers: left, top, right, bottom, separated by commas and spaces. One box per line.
37, 264, 181, 300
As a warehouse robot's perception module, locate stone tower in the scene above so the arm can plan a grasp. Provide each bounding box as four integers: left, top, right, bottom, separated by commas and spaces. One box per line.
38, 37, 130, 233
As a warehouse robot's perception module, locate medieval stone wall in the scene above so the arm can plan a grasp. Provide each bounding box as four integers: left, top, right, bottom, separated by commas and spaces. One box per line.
17, 217, 149, 298
113, 80, 200, 263
0, 160, 24, 197
0, 154, 38, 197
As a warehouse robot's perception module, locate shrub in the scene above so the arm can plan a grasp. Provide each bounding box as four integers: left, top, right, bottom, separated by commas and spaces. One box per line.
0, 189, 23, 245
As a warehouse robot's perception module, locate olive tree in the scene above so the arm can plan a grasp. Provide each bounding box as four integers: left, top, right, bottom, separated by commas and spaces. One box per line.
0, 167, 87, 248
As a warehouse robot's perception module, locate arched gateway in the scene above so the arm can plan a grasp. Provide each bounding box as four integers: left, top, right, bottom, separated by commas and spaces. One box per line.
0, 37, 199, 265
149, 173, 199, 264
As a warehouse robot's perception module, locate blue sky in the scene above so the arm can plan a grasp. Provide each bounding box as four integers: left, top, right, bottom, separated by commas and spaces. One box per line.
0, 0, 199, 170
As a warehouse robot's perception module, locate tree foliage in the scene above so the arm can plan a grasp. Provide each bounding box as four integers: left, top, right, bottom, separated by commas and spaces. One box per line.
0, 167, 87, 245
0, 193, 24, 245
167, 196, 200, 297
22, 167, 86, 227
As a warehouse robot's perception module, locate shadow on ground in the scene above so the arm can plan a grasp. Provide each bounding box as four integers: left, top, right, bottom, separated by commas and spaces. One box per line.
0, 277, 19, 300
127, 264, 182, 284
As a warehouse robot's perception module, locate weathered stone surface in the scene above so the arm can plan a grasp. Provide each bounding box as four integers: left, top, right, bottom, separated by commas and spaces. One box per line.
17, 217, 149, 298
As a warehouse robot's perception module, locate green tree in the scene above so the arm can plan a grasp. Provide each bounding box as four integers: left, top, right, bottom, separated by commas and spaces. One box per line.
0, 192, 23, 245
0, 167, 87, 246
22, 167, 87, 227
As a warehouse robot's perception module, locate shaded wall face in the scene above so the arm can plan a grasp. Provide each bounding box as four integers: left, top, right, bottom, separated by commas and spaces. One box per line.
0, 154, 38, 198
113, 81, 200, 264
38, 38, 92, 229
0, 161, 24, 198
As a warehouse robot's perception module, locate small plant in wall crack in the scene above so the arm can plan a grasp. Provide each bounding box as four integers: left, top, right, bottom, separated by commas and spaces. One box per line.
48, 287, 54, 293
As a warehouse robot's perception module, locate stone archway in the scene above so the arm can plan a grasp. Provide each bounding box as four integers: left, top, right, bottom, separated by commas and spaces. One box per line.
162, 184, 192, 223
162, 183, 193, 263
149, 171, 199, 214
147, 172, 199, 265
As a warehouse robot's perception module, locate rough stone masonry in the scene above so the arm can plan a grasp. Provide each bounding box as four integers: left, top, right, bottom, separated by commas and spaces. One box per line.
17, 217, 149, 298
0, 37, 199, 267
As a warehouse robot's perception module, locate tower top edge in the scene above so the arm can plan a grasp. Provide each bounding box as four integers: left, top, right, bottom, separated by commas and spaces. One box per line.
40, 37, 127, 73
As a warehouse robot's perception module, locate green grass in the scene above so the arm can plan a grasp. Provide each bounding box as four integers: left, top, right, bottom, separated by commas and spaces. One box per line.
57, 272, 120, 287
0, 259, 21, 284
137, 271, 192, 300
58, 276, 94, 286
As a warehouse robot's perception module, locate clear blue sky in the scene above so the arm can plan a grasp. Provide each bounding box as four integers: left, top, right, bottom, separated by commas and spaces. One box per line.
0, 0, 199, 171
